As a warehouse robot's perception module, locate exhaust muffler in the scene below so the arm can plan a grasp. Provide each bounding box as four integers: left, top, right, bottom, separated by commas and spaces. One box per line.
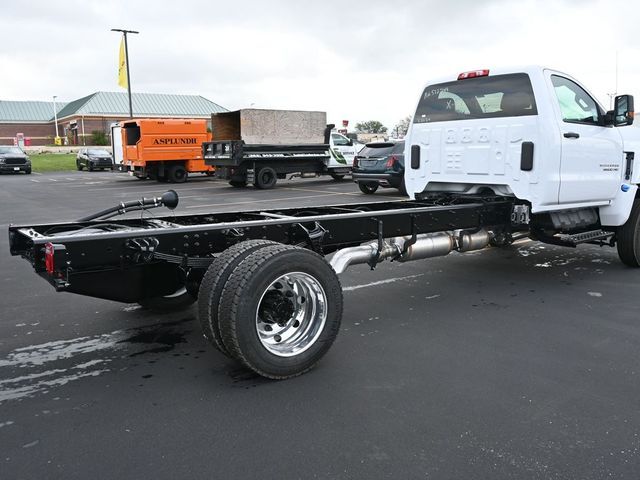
330, 230, 491, 274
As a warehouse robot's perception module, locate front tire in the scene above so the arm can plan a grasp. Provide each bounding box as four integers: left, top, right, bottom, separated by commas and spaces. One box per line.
617, 199, 640, 267
358, 182, 378, 194
330, 173, 345, 181
218, 245, 343, 379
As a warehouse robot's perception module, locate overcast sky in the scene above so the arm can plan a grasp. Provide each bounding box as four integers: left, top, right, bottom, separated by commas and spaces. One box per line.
1, 0, 638, 130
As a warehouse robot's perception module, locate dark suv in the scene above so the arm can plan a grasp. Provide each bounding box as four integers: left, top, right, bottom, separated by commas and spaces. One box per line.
0, 146, 31, 174
352, 141, 405, 194
76, 148, 114, 171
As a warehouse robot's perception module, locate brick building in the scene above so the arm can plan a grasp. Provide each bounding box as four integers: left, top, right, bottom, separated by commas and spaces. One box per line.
0, 92, 226, 146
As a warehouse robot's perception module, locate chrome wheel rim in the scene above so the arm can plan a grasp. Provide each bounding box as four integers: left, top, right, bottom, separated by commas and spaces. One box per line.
255, 272, 327, 357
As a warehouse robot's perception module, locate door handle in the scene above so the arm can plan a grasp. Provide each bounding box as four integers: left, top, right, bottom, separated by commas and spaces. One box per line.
563, 132, 580, 139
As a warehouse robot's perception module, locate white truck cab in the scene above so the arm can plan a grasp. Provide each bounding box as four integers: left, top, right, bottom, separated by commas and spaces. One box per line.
328, 131, 358, 168
405, 66, 639, 228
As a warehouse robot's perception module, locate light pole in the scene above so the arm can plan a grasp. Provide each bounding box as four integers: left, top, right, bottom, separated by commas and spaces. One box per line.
111, 28, 139, 118
52, 95, 59, 138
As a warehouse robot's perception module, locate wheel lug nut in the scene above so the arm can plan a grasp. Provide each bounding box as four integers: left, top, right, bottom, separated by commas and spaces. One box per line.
300, 297, 306, 303
285, 291, 293, 297
274, 282, 283, 290
264, 325, 272, 331
274, 335, 282, 342
293, 320, 300, 328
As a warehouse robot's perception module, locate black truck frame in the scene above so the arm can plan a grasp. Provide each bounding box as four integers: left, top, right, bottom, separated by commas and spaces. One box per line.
11, 191, 618, 379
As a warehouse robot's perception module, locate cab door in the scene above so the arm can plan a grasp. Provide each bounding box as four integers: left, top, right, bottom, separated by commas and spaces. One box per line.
549, 74, 623, 204
329, 133, 355, 166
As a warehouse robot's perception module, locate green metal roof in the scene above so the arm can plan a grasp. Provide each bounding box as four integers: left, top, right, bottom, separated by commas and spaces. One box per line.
0, 92, 227, 123
55, 92, 227, 119
0, 100, 67, 123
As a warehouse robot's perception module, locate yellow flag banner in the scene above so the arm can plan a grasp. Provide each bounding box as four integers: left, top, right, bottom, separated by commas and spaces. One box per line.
118, 37, 128, 89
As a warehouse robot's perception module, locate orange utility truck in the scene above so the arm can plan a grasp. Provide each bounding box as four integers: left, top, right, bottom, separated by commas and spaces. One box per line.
120, 118, 213, 183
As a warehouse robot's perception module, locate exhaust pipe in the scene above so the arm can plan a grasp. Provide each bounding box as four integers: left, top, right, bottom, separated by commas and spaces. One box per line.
330, 230, 491, 274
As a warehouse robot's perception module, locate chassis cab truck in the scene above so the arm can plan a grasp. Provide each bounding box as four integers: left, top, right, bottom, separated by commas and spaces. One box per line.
405, 66, 639, 266
203, 109, 356, 188
8, 66, 640, 380
121, 118, 214, 182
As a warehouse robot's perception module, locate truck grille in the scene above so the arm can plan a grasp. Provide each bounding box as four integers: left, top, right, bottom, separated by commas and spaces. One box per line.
5, 157, 26, 165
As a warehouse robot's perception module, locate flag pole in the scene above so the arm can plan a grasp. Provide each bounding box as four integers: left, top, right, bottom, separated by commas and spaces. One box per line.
111, 28, 139, 118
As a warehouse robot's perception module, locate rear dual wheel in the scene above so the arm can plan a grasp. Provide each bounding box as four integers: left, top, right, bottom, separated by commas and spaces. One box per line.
168, 165, 187, 183
197, 240, 280, 357
254, 167, 277, 189
198, 243, 343, 379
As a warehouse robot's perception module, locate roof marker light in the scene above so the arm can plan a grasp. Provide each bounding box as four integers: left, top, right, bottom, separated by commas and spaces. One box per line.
458, 69, 490, 80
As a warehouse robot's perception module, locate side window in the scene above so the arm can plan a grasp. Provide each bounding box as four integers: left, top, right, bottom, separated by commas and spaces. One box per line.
551, 75, 600, 125
331, 134, 349, 146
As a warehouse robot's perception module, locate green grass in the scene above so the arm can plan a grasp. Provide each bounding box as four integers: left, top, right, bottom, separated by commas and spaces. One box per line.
30, 153, 76, 172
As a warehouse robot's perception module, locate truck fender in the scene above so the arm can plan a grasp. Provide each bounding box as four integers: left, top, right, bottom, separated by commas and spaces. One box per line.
599, 184, 639, 226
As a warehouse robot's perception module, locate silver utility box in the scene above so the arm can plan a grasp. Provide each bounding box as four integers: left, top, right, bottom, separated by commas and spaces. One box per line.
210, 109, 327, 145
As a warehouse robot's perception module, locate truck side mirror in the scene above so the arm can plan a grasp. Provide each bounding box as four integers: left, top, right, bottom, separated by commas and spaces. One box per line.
614, 94, 634, 126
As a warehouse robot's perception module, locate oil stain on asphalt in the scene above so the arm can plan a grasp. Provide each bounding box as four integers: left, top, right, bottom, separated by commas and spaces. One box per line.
0, 317, 193, 403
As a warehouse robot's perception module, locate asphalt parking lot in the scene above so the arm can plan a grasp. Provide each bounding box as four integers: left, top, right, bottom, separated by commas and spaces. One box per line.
1, 171, 639, 479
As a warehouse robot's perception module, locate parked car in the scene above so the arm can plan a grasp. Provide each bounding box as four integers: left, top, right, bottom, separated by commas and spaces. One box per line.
352, 141, 405, 194
76, 148, 114, 171
0, 146, 31, 174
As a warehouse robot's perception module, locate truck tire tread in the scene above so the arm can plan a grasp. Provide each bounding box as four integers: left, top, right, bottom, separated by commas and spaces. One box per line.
168, 164, 187, 183
198, 240, 280, 357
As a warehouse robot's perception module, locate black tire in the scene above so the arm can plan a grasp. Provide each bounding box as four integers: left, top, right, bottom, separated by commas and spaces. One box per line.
88, 163, 94, 172
138, 287, 196, 312
25, 168, 31, 174
229, 180, 247, 188
617, 198, 640, 267
254, 167, 277, 189
218, 245, 343, 379
198, 240, 280, 357
358, 182, 379, 194
76, 161, 83, 171
168, 164, 188, 183
330, 173, 346, 181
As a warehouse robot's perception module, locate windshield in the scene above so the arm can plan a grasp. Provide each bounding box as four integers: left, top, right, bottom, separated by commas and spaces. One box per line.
414, 73, 538, 123
88, 149, 110, 155
0, 146, 24, 155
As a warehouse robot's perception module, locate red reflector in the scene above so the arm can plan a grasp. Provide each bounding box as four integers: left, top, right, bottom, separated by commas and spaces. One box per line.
45, 242, 55, 274
386, 155, 397, 168
458, 69, 490, 80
